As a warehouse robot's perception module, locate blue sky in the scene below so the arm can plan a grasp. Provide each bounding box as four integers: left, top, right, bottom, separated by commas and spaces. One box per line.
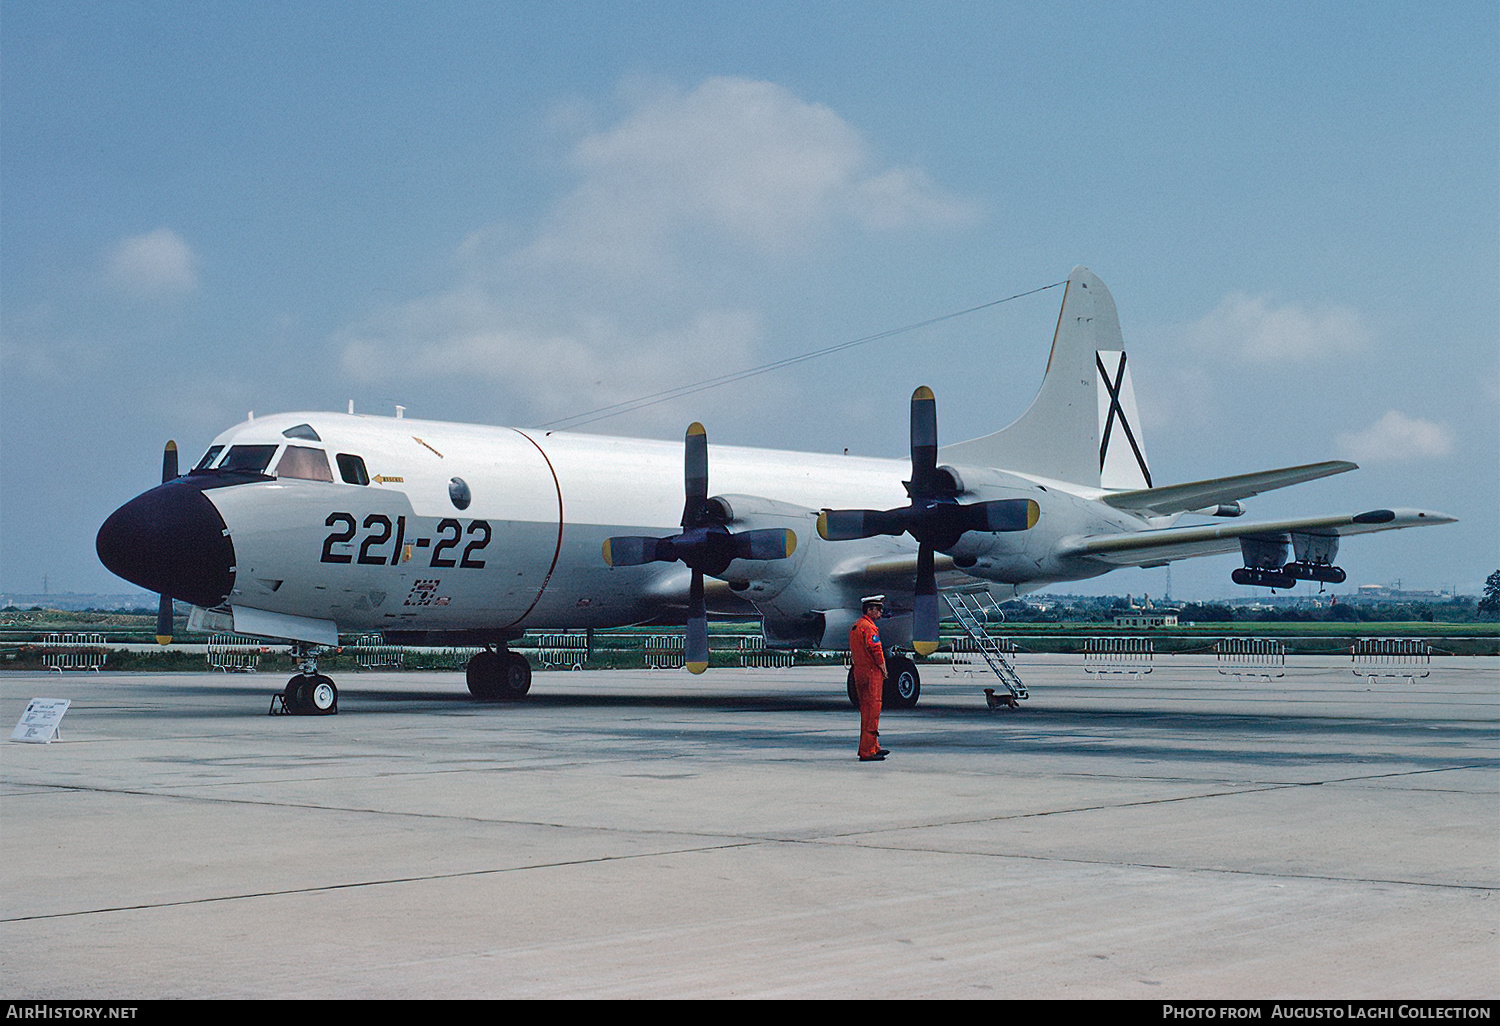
3, 1, 1496, 601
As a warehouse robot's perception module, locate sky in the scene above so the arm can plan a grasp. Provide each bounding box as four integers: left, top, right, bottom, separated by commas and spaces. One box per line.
2, 1, 1496, 603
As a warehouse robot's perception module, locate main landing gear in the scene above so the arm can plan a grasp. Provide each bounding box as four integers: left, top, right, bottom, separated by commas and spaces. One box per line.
466, 646, 532, 700
847, 652, 921, 710
270, 643, 338, 715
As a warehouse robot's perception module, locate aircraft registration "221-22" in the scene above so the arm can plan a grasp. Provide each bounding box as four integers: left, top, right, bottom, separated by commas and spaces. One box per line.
319, 514, 492, 569
97, 267, 1455, 715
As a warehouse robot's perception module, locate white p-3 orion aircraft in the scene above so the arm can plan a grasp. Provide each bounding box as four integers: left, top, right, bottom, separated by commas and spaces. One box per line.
97, 267, 1455, 714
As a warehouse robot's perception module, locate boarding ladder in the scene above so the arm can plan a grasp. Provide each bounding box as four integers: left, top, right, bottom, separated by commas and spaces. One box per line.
943, 592, 1028, 701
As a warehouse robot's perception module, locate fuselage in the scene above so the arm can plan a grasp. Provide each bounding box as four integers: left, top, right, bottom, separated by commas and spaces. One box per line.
97, 410, 1150, 647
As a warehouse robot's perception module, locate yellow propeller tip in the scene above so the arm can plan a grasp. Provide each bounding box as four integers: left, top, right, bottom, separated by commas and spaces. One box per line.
912, 640, 940, 657
156, 636, 172, 647
912, 385, 934, 401
686, 661, 708, 675
600, 539, 613, 566
687, 422, 706, 437
816, 511, 830, 540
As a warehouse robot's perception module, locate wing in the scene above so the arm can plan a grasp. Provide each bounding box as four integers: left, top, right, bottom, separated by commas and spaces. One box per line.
1062, 508, 1456, 568
1099, 461, 1357, 517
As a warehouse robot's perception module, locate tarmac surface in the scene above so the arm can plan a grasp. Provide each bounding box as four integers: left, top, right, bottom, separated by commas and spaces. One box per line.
1, 655, 1496, 999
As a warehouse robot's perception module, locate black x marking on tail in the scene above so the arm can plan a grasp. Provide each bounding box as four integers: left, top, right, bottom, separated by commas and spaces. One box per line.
1097, 351, 1152, 487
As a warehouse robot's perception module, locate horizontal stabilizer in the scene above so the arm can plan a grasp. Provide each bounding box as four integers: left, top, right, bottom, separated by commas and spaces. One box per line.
1062, 508, 1456, 568
1101, 461, 1358, 516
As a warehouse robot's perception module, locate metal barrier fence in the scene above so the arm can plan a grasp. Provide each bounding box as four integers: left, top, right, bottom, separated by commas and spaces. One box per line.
206, 634, 263, 672
1216, 637, 1286, 680
347, 635, 406, 670
642, 634, 684, 670
735, 634, 793, 668
1083, 636, 1154, 677
528, 632, 590, 670
42, 633, 105, 672
1352, 638, 1432, 682
942, 634, 1017, 676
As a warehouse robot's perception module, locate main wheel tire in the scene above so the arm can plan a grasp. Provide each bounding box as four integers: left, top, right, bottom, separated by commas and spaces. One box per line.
466, 650, 504, 699
466, 650, 532, 700
884, 656, 921, 709
847, 668, 860, 708
499, 652, 532, 698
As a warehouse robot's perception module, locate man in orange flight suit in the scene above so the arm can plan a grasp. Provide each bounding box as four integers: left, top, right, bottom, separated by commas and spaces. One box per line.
850, 595, 890, 762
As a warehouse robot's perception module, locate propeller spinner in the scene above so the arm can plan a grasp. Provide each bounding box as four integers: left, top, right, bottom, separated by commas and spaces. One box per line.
818, 386, 1038, 655
602, 423, 797, 674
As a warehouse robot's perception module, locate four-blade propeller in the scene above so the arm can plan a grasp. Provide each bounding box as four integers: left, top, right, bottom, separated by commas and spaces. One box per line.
602, 423, 797, 673
155, 440, 178, 645
818, 386, 1038, 655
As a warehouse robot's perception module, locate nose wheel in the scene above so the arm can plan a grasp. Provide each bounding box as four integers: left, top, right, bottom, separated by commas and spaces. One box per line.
269, 643, 339, 715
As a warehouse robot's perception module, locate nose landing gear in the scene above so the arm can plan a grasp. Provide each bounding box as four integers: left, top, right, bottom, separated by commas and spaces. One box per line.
269, 643, 339, 715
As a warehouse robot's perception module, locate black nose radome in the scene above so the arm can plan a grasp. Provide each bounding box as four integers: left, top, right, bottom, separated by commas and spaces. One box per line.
97, 480, 236, 608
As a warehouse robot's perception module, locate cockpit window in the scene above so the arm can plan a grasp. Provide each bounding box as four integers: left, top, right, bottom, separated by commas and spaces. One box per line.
194, 445, 225, 471
276, 445, 334, 482
282, 423, 321, 442
336, 453, 369, 486
219, 444, 279, 474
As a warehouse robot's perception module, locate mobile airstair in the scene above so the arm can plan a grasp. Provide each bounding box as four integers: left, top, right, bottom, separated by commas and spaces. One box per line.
943, 591, 1028, 703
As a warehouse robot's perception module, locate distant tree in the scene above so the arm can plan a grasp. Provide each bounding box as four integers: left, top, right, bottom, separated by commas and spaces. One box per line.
1480, 570, 1500, 620
1179, 602, 1233, 622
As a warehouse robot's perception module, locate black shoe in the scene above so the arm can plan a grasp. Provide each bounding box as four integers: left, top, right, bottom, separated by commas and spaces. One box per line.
858, 753, 886, 762
876, 748, 890, 756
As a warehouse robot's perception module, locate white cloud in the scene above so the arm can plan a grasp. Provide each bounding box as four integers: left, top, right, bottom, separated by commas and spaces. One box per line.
338, 76, 979, 427
340, 286, 762, 429
1336, 410, 1454, 463
105, 228, 198, 297
522, 76, 979, 276
1184, 292, 1370, 364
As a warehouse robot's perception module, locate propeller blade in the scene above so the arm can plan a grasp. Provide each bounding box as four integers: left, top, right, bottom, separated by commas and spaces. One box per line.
161, 440, 178, 484
681, 422, 709, 527
912, 542, 940, 656
817, 508, 910, 541
601, 536, 669, 567
155, 593, 174, 646
956, 498, 1041, 534
909, 386, 939, 496
155, 441, 179, 645
729, 528, 797, 561
685, 571, 708, 674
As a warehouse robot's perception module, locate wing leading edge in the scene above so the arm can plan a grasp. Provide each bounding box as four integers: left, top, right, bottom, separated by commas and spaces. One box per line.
1063, 508, 1457, 568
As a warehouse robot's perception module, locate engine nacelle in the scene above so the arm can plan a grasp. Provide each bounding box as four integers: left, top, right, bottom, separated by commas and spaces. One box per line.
710, 493, 813, 599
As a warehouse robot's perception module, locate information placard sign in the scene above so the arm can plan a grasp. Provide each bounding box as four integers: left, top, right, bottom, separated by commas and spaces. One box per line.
11, 698, 71, 743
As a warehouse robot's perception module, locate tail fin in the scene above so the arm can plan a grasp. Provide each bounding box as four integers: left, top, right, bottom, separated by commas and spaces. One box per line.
939, 266, 1151, 490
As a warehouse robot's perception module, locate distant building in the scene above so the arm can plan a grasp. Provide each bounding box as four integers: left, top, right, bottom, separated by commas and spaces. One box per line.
1114, 612, 1178, 628
1353, 584, 1454, 604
